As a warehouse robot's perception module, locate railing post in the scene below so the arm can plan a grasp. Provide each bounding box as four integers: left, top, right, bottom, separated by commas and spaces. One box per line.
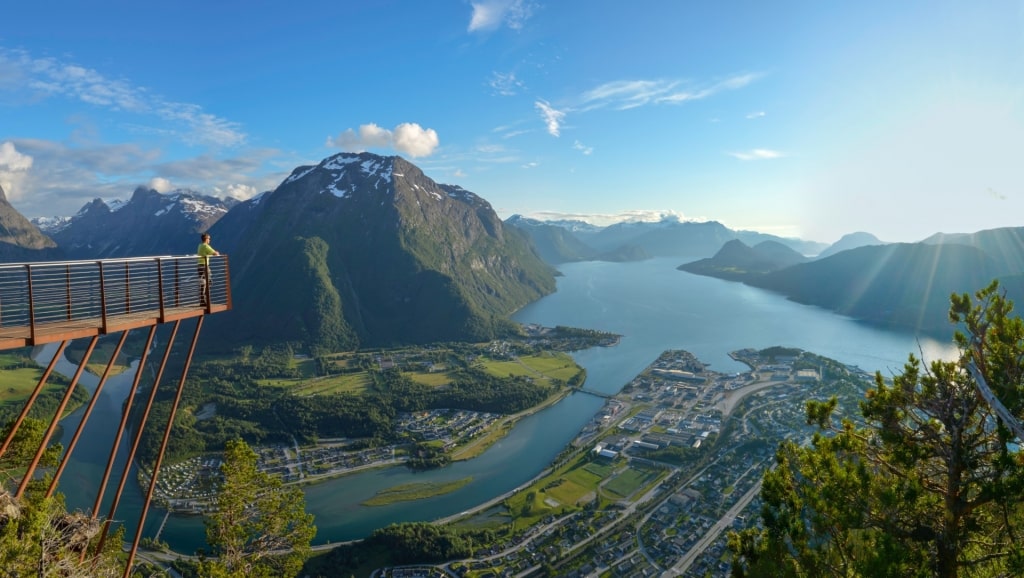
157, 258, 167, 321
65, 263, 73, 321
98, 261, 108, 333
25, 264, 36, 343
124, 261, 131, 314
174, 258, 181, 308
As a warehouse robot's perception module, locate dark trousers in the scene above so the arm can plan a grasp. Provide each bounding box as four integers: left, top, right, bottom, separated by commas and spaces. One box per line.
198, 265, 210, 305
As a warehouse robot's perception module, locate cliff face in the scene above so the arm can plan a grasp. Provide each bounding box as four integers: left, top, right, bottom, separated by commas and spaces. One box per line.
0, 184, 63, 262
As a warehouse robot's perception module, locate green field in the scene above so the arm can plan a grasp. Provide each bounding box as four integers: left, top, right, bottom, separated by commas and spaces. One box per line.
480, 352, 582, 386
0, 367, 54, 403
506, 454, 613, 528
405, 371, 451, 387
288, 373, 371, 395
604, 466, 660, 499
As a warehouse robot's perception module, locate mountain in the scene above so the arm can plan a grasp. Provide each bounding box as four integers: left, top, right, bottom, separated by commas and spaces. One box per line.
206, 152, 557, 351
746, 243, 1012, 332
558, 216, 826, 259
50, 187, 235, 258
814, 231, 886, 259
30, 215, 72, 235
678, 239, 809, 281
922, 227, 1024, 274
0, 184, 63, 262
503, 215, 599, 264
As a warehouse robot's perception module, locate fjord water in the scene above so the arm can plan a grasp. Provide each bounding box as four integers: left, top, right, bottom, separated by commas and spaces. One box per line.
55, 257, 958, 551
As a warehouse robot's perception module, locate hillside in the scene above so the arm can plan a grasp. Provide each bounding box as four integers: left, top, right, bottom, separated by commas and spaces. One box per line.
206, 152, 557, 351
747, 243, 1010, 332
678, 239, 808, 280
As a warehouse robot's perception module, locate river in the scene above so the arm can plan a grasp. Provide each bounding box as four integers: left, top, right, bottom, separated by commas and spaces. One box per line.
51, 257, 960, 552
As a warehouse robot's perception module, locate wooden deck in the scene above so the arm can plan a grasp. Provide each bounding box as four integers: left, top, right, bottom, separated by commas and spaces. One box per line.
0, 303, 229, 349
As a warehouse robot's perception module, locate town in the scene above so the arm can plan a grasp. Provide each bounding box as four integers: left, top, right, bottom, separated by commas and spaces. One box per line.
366, 346, 872, 577
136, 341, 872, 577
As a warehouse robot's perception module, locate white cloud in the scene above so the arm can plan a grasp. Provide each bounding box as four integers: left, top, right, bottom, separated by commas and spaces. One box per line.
0, 48, 246, 148
393, 123, 440, 157
357, 123, 393, 147
581, 73, 763, 111
489, 71, 524, 96
468, 0, 534, 32
327, 122, 440, 158
0, 138, 283, 218
572, 140, 593, 155
454, 169, 467, 178
728, 149, 784, 161
0, 141, 33, 200
529, 209, 700, 227
218, 183, 259, 201
746, 111, 766, 119
535, 100, 565, 137
0, 141, 33, 172
148, 177, 174, 192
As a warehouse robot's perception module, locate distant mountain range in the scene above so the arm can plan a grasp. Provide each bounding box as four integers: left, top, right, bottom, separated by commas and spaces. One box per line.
504, 214, 828, 264
678, 229, 1024, 333
4, 156, 1023, 344
34, 187, 235, 259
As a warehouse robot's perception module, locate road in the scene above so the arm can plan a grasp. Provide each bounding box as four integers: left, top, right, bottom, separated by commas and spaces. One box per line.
662, 479, 762, 577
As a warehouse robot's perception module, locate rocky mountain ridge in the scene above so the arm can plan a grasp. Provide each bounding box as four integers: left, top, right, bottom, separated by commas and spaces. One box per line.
44, 187, 236, 259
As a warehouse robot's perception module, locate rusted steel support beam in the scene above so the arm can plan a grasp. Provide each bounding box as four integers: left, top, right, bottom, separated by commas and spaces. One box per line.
46, 330, 130, 498
0, 340, 68, 460
91, 325, 156, 518
123, 317, 204, 577
93, 321, 180, 558
16, 335, 98, 498
81, 325, 157, 564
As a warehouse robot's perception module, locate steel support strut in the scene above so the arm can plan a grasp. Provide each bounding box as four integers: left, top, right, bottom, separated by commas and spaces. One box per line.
93, 321, 180, 559
90, 326, 156, 515
46, 330, 130, 498
0, 341, 68, 460
16, 336, 98, 498
123, 316, 204, 577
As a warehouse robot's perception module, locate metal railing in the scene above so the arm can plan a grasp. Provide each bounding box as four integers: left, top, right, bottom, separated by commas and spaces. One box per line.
0, 255, 230, 345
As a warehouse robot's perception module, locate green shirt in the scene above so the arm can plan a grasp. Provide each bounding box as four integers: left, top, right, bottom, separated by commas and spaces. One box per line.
197, 242, 217, 266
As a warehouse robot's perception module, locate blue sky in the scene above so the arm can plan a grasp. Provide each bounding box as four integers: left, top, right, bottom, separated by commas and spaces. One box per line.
1, 1, 1022, 243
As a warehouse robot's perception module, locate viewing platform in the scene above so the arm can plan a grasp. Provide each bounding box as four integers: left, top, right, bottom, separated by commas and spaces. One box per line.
0, 254, 231, 576
0, 254, 231, 349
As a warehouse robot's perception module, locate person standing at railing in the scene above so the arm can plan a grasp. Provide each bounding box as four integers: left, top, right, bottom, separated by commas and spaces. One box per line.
196, 233, 220, 306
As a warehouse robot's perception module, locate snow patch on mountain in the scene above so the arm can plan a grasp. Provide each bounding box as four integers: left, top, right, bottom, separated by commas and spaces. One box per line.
31, 216, 72, 234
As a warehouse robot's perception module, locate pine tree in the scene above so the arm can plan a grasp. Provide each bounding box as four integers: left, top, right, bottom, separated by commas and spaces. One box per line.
0, 418, 124, 576
729, 281, 1024, 577
201, 438, 316, 577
